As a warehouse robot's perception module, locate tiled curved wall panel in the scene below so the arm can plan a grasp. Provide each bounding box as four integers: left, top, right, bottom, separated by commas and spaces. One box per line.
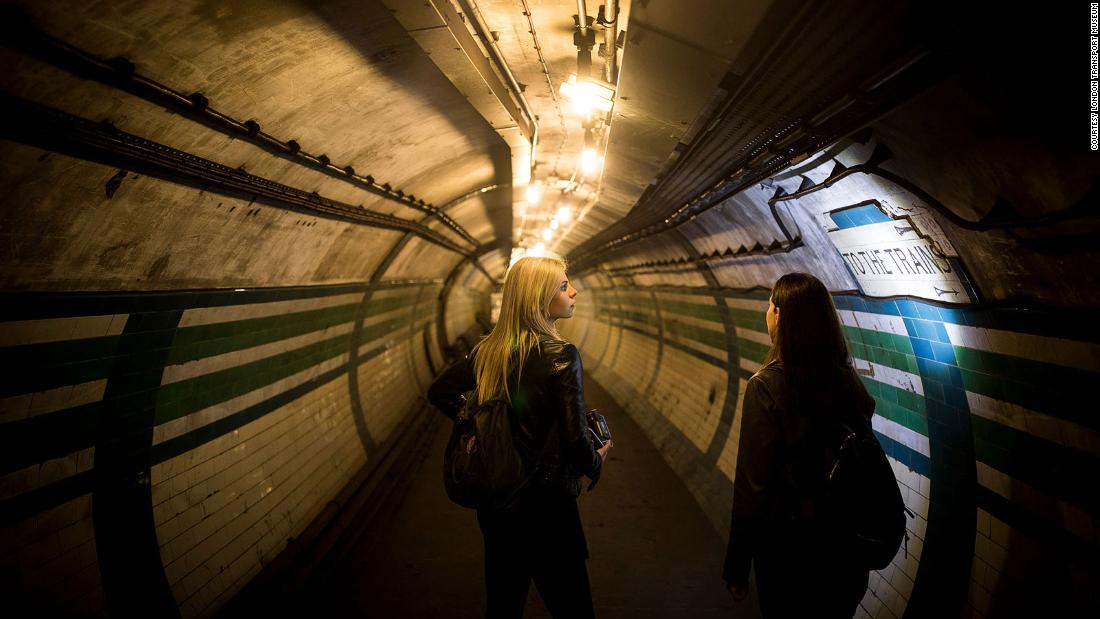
0, 280, 464, 618
561, 123, 1100, 617
562, 286, 1100, 619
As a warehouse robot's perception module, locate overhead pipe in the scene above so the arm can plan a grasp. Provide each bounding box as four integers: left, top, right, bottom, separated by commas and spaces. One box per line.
0, 12, 480, 247
0, 94, 474, 256
437, 183, 509, 212
598, 1, 620, 84
574, 0, 596, 77
519, 0, 569, 174
454, 0, 539, 146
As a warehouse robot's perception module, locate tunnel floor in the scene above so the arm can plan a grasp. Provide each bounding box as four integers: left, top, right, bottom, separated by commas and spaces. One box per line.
293, 376, 759, 618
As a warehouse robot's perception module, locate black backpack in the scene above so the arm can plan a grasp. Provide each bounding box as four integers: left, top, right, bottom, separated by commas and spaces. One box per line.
443, 392, 529, 510
818, 413, 912, 570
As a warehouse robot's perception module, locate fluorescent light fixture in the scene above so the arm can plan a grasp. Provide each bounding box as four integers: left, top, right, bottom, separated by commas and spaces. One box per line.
581, 148, 600, 175
559, 74, 615, 116
524, 184, 541, 205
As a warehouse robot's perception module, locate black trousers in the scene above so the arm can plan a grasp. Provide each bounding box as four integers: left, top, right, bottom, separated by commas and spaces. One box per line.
476, 490, 595, 619
754, 531, 869, 619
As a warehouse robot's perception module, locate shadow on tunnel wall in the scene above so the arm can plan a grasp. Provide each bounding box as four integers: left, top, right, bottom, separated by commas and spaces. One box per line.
295, 0, 515, 249
0, 278, 494, 617
0, 0, 513, 614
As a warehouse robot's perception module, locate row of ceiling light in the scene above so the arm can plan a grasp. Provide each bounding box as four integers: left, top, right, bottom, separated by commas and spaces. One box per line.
519, 1, 621, 262
524, 182, 575, 256
523, 72, 615, 258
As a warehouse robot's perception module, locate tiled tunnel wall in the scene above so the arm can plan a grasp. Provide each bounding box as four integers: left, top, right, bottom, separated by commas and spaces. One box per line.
556, 67, 1100, 616
444, 262, 495, 357
0, 2, 506, 615
1, 3, 1097, 619
0, 280, 483, 617
562, 286, 1100, 618
561, 149, 1100, 619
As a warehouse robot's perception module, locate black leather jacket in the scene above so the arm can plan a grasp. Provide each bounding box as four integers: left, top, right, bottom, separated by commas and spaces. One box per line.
722, 360, 874, 586
427, 335, 602, 499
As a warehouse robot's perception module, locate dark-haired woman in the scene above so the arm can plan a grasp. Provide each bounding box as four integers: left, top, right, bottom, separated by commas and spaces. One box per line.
723, 272, 873, 618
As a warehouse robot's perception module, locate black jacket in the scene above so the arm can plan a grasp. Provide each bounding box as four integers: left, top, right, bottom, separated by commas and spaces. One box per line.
427, 335, 602, 499
722, 360, 874, 587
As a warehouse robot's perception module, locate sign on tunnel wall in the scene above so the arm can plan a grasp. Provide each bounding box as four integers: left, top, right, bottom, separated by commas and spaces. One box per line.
826, 201, 977, 303
778, 140, 982, 304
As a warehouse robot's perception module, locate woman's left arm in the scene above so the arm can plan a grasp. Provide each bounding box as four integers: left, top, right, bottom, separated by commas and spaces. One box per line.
722, 373, 780, 592
550, 343, 602, 480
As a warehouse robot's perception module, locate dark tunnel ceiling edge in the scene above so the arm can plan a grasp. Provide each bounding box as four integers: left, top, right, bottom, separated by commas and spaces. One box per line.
0, 9, 481, 247
0, 94, 476, 256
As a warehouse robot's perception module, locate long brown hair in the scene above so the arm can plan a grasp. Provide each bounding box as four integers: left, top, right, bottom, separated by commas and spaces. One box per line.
763, 272, 860, 407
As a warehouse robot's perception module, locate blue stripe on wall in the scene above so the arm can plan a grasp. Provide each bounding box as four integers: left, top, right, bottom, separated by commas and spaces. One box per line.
830, 204, 894, 229
874, 430, 931, 477
901, 301, 976, 619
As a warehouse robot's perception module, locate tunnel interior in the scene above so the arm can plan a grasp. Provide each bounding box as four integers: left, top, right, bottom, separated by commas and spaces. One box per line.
1, 1, 1098, 618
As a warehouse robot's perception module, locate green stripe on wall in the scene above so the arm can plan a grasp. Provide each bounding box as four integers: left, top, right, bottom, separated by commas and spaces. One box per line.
727, 308, 768, 333
738, 337, 770, 364
953, 345, 1092, 394
0, 335, 121, 397
360, 314, 417, 343
168, 304, 359, 365
843, 325, 915, 355
662, 320, 725, 350
599, 293, 654, 308
972, 415, 1100, 513
955, 346, 1099, 432
859, 374, 927, 416
155, 312, 415, 425
167, 293, 421, 365
155, 333, 351, 424
845, 325, 920, 375
601, 308, 658, 326
872, 394, 930, 437
652, 299, 724, 323
586, 286, 770, 301
361, 293, 425, 316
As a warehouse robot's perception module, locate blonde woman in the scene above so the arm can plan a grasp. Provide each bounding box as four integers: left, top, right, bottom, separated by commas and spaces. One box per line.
428, 256, 612, 619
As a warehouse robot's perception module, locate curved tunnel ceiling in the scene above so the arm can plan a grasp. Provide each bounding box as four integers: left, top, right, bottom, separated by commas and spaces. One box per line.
0, 0, 514, 290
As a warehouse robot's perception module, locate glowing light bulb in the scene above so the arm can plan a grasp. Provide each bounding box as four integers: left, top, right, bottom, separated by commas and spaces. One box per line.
549, 219, 559, 230
524, 184, 541, 205
556, 206, 573, 222
532, 242, 546, 256
542, 228, 554, 241
559, 74, 615, 116
581, 149, 601, 175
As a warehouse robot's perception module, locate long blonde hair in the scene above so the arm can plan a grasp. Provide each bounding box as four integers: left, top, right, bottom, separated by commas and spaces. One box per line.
471, 256, 565, 404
